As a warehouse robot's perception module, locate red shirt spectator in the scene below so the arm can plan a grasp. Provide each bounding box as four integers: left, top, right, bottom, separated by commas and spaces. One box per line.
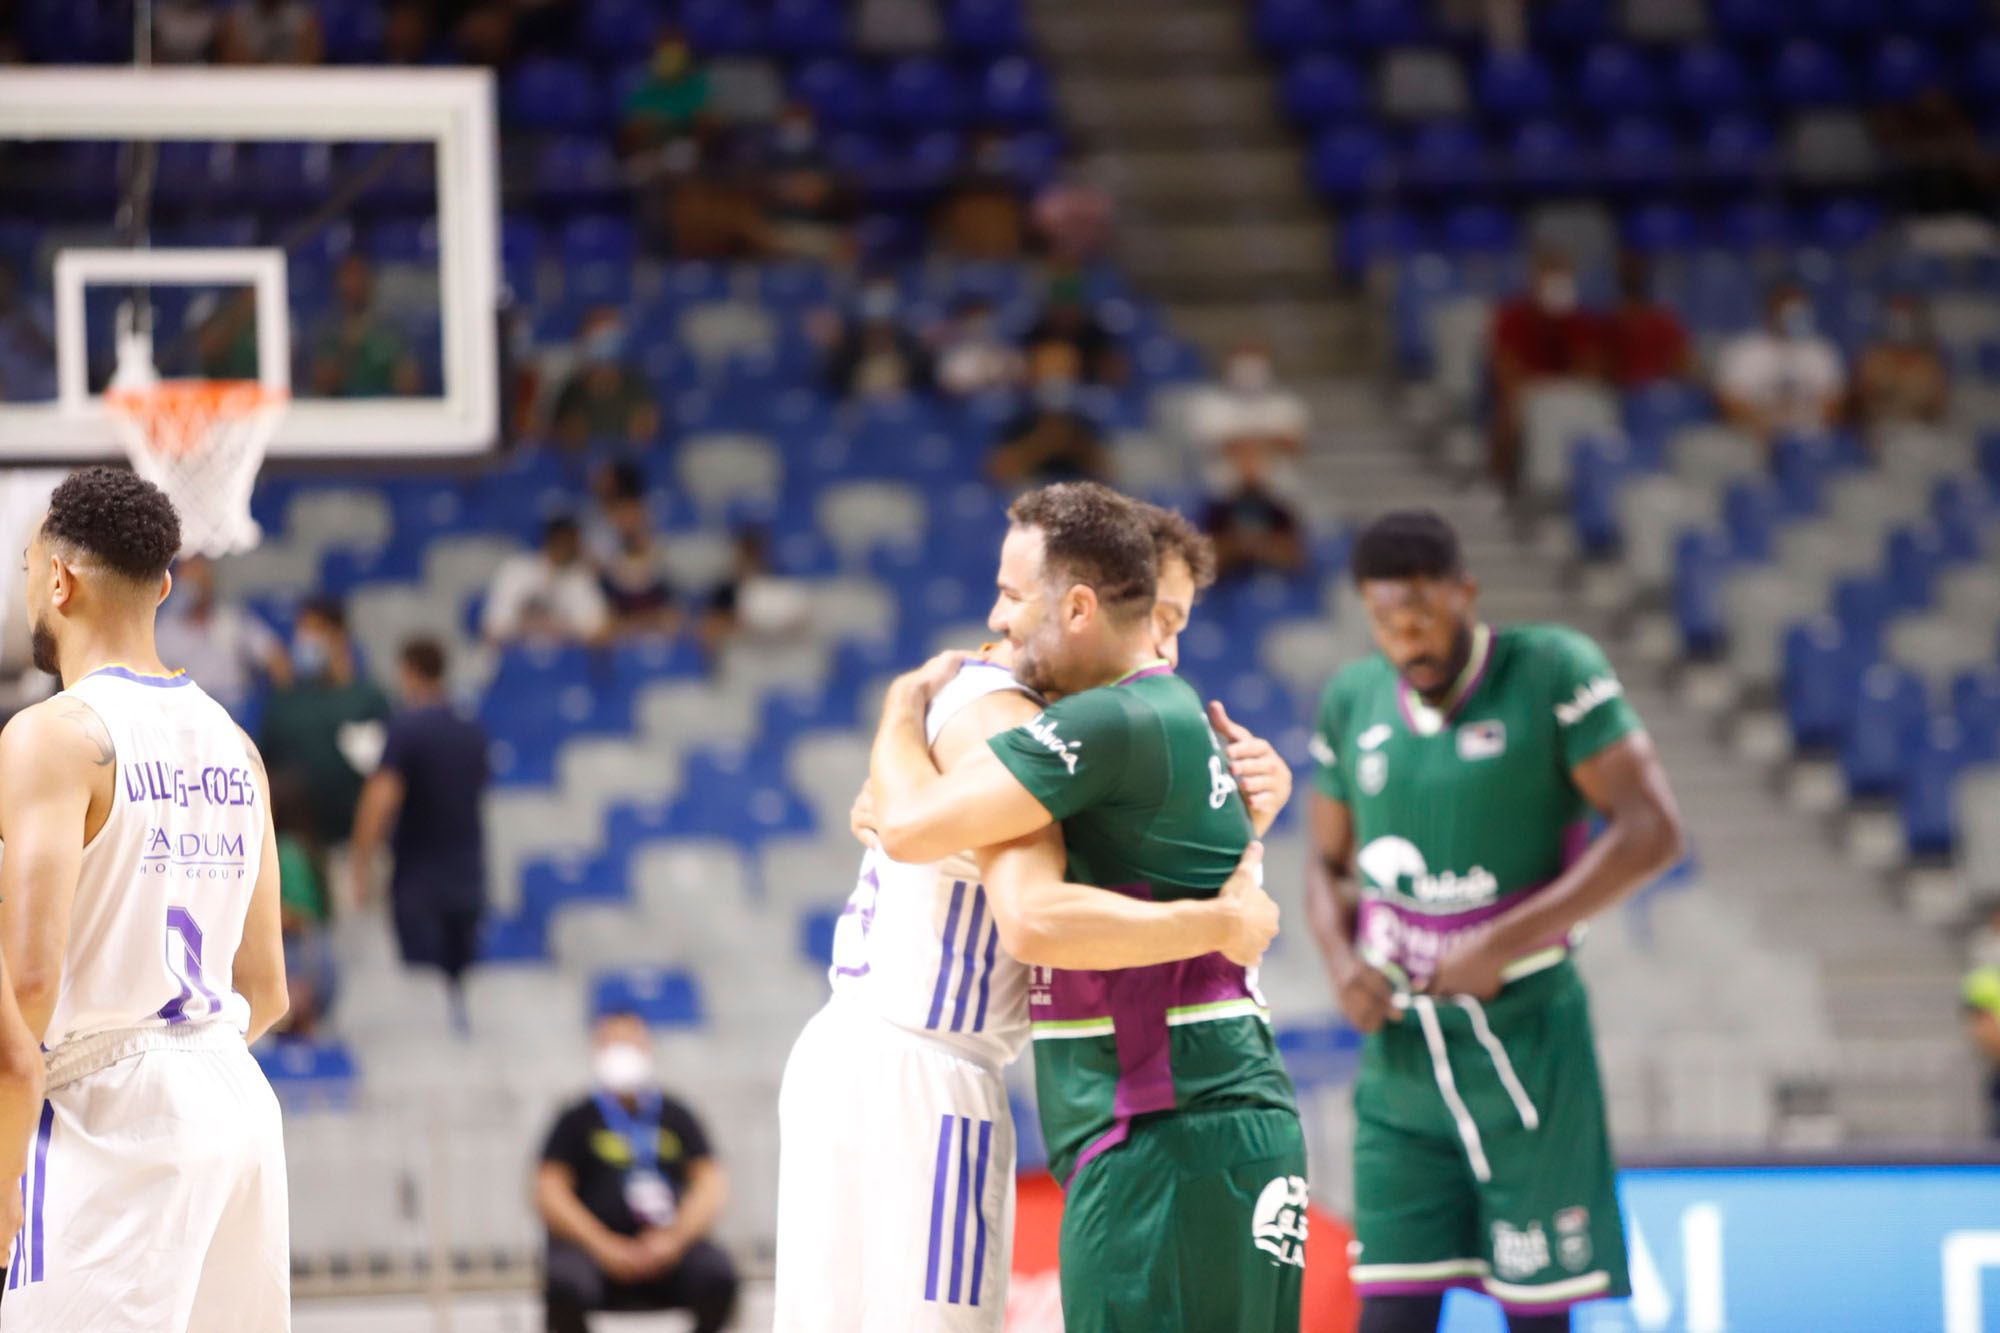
1606, 254, 1692, 388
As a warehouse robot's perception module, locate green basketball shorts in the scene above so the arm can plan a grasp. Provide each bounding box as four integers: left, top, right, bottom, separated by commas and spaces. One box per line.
1349, 960, 1629, 1318
1059, 1104, 1308, 1333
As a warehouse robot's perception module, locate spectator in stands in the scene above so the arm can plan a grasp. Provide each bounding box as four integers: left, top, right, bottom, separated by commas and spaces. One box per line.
483, 516, 614, 647
1033, 161, 1116, 265
1022, 272, 1125, 386
537, 1010, 740, 1333
273, 772, 336, 1039
596, 486, 680, 640
154, 0, 221, 62
259, 597, 391, 847
620, 29, 711, 159
937, 129, 1029, 261
1716, 282, 1847, 447
155, 554, 282, 720
310, 255, 421, 399
382, 0, 435, 64
218, 0, 324, 64
1489, 248, 1605, 493
0, 262, 55, 398
1606, 252, 1693, 390
1857, 294, 1950, 431
1188, 339, 1309, 500
700, 528, 811, 655
552, 308, 661, 449
449, 0, 518, 66
1201, 444, 1307, 578
582, 460, 650, 562
349, 638, 491, 1024
1876, 86, 2000, 224
1964, 906, 2000, 1137
856, 0, 943, 55
822, 277, 933, 401
934, 296, 1024, 398
756, 104, 853, 263
988, 342, 1109, 487
191, 290, 259, 380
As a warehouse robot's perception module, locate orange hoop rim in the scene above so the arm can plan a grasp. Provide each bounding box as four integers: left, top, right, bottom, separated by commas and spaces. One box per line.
103, 380, 289, 460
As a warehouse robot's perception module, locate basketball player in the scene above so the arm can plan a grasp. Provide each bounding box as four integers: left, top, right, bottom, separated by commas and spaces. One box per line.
866, 483, 1308, 1333
1305, 511, 1684, 1332
774, 503, 1291, 1331
0, 468, 291, 1330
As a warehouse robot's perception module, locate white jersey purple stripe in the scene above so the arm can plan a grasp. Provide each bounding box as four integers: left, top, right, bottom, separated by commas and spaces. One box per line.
7, 1100, 53, 1289
923, 1112, 995, 1308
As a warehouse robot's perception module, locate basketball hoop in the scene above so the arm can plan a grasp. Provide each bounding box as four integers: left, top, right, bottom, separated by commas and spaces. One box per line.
102, 312, 286, 558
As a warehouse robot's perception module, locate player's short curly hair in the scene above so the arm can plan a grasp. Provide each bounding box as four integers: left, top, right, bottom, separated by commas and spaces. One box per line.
1142, 504, 1217, 593
41, 467, 181, 584
1006, 481, 1156, 621
1351, 509, 1464, 584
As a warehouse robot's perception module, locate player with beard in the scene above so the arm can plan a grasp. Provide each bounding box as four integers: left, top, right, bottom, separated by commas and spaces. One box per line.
866, 482, 1308, 1333
1305, 510, 1685, 1332
0, 467, 290, 1328
774, 503, 1291, 1330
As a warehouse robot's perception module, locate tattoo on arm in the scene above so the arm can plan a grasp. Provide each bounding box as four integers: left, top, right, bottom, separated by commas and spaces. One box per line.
58, 703, 113, 767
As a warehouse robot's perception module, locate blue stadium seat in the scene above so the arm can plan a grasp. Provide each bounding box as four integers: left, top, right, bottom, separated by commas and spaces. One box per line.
1475, 53, 1560, 121
1442, 204, 1518, 256
1578, 44, 1662, 118
1569, 435, 1643, 555
21, 0, 127, 62
800, 907, 841, 967
1886, 525, 1948, 610
480, 913, 551, 964
1623, 203, 1700, 253
1529, 0, 1611, 49
1814, 198, 1883, 252
1772, 40, 1852, 108
1347, 0, 1431, 49
536, 137, 625, 208
1932, 477, 1994, 557
1701, 115, 1777, 189
1311, 126, 1394, 200
1842, 663, 1929, 798
1673, 529, 1735, 657
1833, 575, 1901, 654
1871, 38, 1943, 104
681, 0, 766, 53
1903, 716, 1995, 856
1969, 37, 2000, 108
793, 59, 879, 130
1716, 202, 1796, 252
768, 0, 849, 57
1600, 117, 1680, 193
1721, 480, 1781, 562
560, 214, 638, 280
1255, 0, 1343, 51
584, 0, 669, 61
980, 58, 1053, 127
1285, 55, 1370, 126
591, 969, 704, 1026
1402, 122, 1490, 196
1673, 45, 1754, 112
1907, 0, 1984, 33
522, 855, 629, 923
256, 1040, 359, 1111
1711, 0, 1788, 43
1954, 668, 2000, 735
885, 59, 969, 128
505, 58, 606, 133
1783, 618, 1864, 750
949, 0, 1027, 54
1810, 0, 1889, 37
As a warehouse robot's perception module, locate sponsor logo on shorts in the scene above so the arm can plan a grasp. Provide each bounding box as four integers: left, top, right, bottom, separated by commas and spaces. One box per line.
1492, 1221, 1551, 1281
1358, 752, 1388, 795
1555, 1206, 1592, 1272
1020, 713, 1081, 775
1251, 1176, 1310, 1268
1554, 676, 1623, 727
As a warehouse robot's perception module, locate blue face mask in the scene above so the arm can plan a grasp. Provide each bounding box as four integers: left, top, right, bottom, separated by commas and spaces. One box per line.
1779, 304, 1816, 339
860, 287, 898, 321
582, 326, 626, 365
292, 634, 329, 678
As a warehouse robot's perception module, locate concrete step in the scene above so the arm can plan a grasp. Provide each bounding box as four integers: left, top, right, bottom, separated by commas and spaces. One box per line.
1088, 149, 1317, 222
1163, 302, 1375, 374
1034, 9, 1257, 73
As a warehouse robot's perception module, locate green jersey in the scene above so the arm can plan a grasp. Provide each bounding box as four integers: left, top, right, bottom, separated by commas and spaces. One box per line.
1311, 623, 1643, 989
989, 663, 1299, 1186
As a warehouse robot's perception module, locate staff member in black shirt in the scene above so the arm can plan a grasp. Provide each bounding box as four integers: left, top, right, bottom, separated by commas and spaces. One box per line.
537, 1010, 739, 1333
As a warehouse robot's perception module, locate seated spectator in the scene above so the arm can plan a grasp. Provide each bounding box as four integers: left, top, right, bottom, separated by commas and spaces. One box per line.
1033, 162, 1115, 266
934, 297, 1024, 398
582, 460, 650, 562
273, 773, 336, 1038
155, 0, 221, 62
552, 309, 661, 449
822, 278, 933, 401
311, 256, 420, 399
1856, 294, 1949, 431
349, 638, 491, 1024
988, 343, 1109, 486
701, 529, 810, 656
621, 30, 712, 159
155, 554, 282, 720
1022, 273, 1125, 386
596, 488, 681, 639
218, 0, 323, 64
1605, 252, 1692, 390
1201, 448, 1306, 578
1965, 905, 2000, 1138
937, 129, 1029, 261
1187, 340, 1309, 499
450, 0, 517, 66
382, 0, 434, 63
190, 290, 259, 380
537, 1010, 740, 1333
1717, 282, 1846, 446
1489, 248, 1605, 493
756, 104, 853, 263
484, 517, 613, 647
1875, 86, 2000, 223
259, 598, 391, 847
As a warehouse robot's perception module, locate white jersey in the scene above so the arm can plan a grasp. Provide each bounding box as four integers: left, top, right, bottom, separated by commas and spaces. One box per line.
41, 667, 263, 1053
828, 659, 1036, 1068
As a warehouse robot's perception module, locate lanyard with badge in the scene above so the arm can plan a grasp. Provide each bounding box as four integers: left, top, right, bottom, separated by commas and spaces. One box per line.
594, 1090, 679, 1228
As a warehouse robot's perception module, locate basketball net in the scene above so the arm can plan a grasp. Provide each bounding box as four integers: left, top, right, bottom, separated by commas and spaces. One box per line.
102, 313, 284, 558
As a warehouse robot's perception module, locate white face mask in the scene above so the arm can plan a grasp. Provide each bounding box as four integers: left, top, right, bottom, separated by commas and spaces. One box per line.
1227, 357, 1273, 394
1536, 273, 1578, 314
592, 1041, 654, 1096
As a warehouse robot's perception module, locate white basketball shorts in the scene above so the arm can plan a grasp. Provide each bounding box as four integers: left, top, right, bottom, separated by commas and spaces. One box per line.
774, 999, 1015, 1332
1, 1024, 290, 1332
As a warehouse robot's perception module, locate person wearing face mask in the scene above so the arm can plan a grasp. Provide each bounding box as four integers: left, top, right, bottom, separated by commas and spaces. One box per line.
258, 597, 391, 847
760, 103, 853, 262
538, 1011, 740, 1333
1604, 252, 1692, 390
1190, 339, 1310, 500
483, 517, 614, 647
824, 277, 934, 401
1489, 250, 1607, 495
1856, 293, 1949, 432
154, 554, 284, 721
552, 308, 662, 449
1965, 906, 2000, 1139
988, 342, 1110, 486
1717, 281, 1848, 446
936, 296, 1025, 398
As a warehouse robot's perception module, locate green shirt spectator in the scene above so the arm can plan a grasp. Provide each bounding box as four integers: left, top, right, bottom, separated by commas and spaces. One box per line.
310, 255, 420, 398
623, 33, 709, 143
259, 598, 392, 845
